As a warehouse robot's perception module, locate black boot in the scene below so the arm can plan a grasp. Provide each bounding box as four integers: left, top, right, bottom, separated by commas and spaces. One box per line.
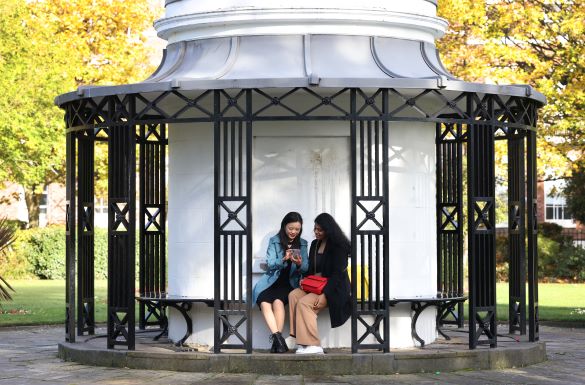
274, 332, 289, 353
270, 333, 278, 353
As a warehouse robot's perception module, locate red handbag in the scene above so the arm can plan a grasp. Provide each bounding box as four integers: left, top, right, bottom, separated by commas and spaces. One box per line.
300, 275, 328, 294
299, 246, 328, 294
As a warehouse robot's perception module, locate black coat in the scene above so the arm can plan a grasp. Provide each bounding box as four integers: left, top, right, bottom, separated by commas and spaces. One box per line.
307, 239, 351, 328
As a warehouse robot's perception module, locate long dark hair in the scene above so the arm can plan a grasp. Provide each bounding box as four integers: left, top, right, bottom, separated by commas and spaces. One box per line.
314, 213, 350, 253
278, 212, 303, 249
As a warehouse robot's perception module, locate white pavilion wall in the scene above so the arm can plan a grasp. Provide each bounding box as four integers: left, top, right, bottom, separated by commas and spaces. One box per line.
167, 119, 437, 349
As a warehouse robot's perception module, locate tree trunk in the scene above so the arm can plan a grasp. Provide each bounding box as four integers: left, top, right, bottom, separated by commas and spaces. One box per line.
24, 186, 42, 228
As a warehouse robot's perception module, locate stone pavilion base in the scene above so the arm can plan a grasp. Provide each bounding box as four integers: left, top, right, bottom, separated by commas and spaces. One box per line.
58, 326, 546, 375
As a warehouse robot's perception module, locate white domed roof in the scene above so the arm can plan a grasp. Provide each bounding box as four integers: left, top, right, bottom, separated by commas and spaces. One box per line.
156, 0, 446, 44
55, 0, 545, 106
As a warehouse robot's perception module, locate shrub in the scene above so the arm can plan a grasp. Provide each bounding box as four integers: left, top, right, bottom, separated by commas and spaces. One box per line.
495, 234, 509, 281
538, 222, 567, 244
0, 217, 17, 301
538, 235, 585, 282
495, 228, 585, 282
0, 221, 32, 279
2, 226, 138, 280
16, 226, 66, 279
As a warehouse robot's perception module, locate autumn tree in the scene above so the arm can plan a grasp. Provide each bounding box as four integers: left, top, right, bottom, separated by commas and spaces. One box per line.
438, 0, 584, 180
0, 0, 161, 226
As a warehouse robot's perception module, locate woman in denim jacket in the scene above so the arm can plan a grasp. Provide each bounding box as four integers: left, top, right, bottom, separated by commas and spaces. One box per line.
252, 212, 309, 353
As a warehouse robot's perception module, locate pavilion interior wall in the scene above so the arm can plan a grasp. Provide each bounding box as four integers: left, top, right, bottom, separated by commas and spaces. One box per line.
167, 104, 437, 348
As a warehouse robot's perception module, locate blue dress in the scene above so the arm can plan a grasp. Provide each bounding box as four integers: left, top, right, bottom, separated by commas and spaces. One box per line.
252, 235, 309, 306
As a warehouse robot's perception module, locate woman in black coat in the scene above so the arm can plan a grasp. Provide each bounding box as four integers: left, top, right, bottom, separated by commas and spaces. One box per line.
287, 213, 351, 354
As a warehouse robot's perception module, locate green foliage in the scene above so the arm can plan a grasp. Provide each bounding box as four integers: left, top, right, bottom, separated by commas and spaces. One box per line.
0, 1, 71, 224
1, 226, 140, 280
564, 157, 585, 224
495, 234, 509, 281
0, 0, 161, 226
495, 223, 585, 282
438, 0, 585, 179
0, 217, 17, 301
538, 235, 585, 282
538, 222, 565, 243
15, 226, 67, 279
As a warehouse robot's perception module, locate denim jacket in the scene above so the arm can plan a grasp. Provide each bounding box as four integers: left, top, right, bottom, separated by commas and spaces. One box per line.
252, 235, 309, 305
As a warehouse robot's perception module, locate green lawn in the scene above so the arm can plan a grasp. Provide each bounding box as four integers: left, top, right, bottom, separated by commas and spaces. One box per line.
495, 282, 585, 323
0, 280, 584, 326
0, 280, 108, 326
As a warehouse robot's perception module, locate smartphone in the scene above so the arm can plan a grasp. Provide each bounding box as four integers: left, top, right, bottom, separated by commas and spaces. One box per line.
290, 248, 301, 262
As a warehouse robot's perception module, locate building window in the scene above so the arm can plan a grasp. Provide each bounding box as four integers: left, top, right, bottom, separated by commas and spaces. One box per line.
545, 203, 572, 221
39, 186, 48, 215
544, 179, 575, 226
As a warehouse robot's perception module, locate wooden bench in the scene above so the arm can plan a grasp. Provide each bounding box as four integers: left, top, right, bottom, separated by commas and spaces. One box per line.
389, 296, 467, 347
136, 292, 215, 346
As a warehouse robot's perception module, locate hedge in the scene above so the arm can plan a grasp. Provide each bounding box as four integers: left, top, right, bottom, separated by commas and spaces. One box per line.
495, 223, 585, 282
0, 226, 112, 280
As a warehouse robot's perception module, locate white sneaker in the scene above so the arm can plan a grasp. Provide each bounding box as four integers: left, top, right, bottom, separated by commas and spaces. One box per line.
296, 345, 324, 354
295, 345, 306, 354
285, 336, 296, 350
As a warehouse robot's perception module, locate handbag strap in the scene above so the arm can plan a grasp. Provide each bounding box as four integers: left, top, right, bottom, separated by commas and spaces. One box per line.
313, 240, 325, 274
313, 242, 317, 274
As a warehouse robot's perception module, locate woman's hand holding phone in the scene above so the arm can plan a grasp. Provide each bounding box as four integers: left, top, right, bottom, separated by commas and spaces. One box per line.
290, 249, 302, 265
283, 248, 302, 265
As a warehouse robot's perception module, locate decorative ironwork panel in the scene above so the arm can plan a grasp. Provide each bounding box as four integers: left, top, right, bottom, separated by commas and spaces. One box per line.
214, 90, 253, 353
135, 90, 214, 122
508, 135, 527, 334
251, 88, 351, 120
107, 99, 137, 349
77, 134, 95, 336
436, 122, 466, 327
65, 132, 77, 343
527, 130, 539, 342
138, 124, 167, 329
467, 95, 497, 349
65, 89, 540, 134
350, 89, 390, 353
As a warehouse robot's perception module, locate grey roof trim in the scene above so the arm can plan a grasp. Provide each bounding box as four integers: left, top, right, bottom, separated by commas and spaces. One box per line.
211, 36, 240, 79
433, 46, 459, 80
55, 77, 545, 106
146, 48, 167, 81
148, 41, 187, 82
303, 35, 312, 78
420, 42, 457, 80
370, 37, 399, 78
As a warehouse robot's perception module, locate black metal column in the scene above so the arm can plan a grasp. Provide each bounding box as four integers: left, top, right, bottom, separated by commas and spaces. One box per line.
77, 132, 95, 335
138, 123, 167, 329
467, 96, 497, 349
527, 130, 539, 342
350, 89, 390, 352
436, 122, 465, 327
214, 90, 253, 353
507, 131, 526, 334
107, 97, 137, 350
65, 131, 77, 342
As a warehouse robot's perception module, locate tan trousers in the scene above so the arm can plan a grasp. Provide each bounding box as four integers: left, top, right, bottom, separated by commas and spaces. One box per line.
288, 288, 328, 346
